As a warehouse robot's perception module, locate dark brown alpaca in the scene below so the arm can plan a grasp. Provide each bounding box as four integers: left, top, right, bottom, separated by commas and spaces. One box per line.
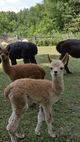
56, 39, 80, 73
0, 47, 45, 81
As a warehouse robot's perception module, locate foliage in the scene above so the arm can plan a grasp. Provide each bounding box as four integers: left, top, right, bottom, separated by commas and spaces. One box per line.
0, 0, 80, 36
32, 38, 64, 46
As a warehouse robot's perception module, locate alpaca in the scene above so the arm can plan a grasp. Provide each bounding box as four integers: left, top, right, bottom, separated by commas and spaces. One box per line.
4, 53, 68, 142
56, 39, 80, 73
0, 47, 45, 81
6, 41, 38, 65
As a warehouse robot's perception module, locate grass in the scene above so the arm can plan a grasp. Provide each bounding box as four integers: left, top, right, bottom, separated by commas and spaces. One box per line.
0, 46, 80, 142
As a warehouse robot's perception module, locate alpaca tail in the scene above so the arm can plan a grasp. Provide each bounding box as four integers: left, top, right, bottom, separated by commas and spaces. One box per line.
56, 40, 65, 53
4, 83, 13, 99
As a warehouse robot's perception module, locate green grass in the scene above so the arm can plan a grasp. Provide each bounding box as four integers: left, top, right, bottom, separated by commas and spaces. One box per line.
0, 46, 80, 142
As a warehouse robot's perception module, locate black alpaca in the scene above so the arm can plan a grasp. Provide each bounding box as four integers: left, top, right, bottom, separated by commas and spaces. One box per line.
6, 41, 38, 65
56, 39, 80, 73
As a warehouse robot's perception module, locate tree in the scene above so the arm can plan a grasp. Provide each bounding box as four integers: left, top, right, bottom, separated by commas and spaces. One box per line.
0, 0, 80, 36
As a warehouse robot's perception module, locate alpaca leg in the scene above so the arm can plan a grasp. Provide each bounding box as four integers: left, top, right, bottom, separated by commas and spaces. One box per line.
30, 55, 37, 64
7, 111, 25, 141
7, 103, 26, 141
35, 105, 45, 135
8, 132, 17, 142
8, 111, 15, 123
11, 58, 17, 65
15, 104, 27, 139
23, 57, 30, 63
6, 111, 19, 142
23, 52, 30, 63
43, 107, 56, 138
16, 132, 25, 139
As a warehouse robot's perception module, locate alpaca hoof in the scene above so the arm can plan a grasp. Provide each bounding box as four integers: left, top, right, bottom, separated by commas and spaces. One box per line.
48, 132, 56, 138
67, 71, 72, 74
35, 129, 41, 136
16, 133, 25, 139
51, 133, 56, 138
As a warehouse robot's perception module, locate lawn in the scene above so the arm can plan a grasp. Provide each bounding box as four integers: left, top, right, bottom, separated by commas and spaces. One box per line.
0, 46, 80, 142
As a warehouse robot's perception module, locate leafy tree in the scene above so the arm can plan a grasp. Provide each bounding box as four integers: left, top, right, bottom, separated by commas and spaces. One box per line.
0, 0, 80, 36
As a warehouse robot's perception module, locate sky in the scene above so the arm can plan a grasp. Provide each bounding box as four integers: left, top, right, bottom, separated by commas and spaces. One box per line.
0, 0, 43, 13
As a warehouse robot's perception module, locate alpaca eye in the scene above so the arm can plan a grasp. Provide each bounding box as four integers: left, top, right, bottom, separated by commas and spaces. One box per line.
60, 67, 63, 70
50, 67, 53, 70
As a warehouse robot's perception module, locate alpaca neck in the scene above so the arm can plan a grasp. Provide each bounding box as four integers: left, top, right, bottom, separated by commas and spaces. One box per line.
2, 58, 11, 74
52, 77, 64, 96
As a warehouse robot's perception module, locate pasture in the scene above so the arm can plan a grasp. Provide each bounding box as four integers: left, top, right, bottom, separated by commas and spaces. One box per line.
0, 46, 80, 142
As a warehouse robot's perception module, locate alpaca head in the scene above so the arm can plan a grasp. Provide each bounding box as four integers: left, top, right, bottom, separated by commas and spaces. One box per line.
0, 47, 9, 61
48, 53, 68, 79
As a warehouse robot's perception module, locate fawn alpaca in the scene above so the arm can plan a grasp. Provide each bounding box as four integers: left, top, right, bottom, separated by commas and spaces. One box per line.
0, 47, 45, 81
4, 53, 68, 142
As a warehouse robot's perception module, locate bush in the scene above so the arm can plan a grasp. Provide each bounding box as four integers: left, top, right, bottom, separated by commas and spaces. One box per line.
29, 37, 65, 46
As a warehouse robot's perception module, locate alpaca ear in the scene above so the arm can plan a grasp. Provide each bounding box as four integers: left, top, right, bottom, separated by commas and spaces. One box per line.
47, 54, 52, 63
62, 53, 69, 65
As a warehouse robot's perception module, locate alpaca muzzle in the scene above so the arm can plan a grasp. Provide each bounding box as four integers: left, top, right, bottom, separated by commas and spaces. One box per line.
54, 71, 58, 76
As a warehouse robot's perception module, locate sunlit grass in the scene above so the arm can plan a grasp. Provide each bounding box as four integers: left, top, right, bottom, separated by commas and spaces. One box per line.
0, 46, 80, 142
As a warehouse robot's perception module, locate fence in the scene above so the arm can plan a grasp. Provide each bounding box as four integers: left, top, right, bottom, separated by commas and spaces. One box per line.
0, 34, 80, 46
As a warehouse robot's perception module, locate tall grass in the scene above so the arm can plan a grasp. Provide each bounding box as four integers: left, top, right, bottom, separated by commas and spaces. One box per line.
0, 46, 80, 142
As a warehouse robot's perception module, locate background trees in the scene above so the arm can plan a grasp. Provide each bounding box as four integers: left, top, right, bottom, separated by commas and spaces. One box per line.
0, 0, 80, 36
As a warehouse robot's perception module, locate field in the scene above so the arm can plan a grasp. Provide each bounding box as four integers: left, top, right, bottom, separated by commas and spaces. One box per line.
0, 46, 80, 142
